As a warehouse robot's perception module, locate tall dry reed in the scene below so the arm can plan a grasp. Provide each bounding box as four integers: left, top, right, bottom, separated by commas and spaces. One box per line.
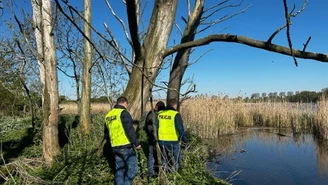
59, 103, 111, 114
314, 96, 328, 140
180, 95, 316, 139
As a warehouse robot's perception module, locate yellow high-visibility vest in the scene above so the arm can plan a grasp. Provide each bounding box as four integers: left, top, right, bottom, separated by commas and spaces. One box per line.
105, 108, 130, 147
158, 110, 178, 141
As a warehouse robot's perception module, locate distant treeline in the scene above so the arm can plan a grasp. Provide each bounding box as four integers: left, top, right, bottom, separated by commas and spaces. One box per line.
1, 83, 328, 117
246, 88, 328, 103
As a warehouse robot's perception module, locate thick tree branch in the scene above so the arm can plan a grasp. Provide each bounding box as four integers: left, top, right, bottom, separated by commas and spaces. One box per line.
187, 0, 191, 17
164, 34, 328, 62
126, 0, 142, 60
0, 0, 3, 17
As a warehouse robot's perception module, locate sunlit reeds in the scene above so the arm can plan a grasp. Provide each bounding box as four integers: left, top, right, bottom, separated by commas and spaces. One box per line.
314, 96, 328, 140
59, 103, 111, 115
59, 95, 328, 140
180, 95, 317, 139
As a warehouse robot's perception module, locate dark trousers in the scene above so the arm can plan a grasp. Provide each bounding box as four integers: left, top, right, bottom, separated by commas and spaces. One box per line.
160, 143, 181, 172
113, 147, 138, 185
147, 144, 159, 176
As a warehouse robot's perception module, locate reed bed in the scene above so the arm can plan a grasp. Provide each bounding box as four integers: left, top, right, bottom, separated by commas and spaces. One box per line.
180, 95, 317, 139
59, 96, 328, 140
314, 97, 328, 140
59, 103, 111, 115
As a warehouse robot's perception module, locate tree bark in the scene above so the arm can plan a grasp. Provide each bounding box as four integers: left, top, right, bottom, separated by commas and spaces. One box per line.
80, 0, 92, 134
31, 0, 45, 105
41, 0, 60, 164
124, 0, 178, 119
167, 0, 204, 106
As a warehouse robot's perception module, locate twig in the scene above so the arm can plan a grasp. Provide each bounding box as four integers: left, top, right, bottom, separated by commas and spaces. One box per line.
283, 0, 298, 67
188, 49, 213, 66
174, 22, 183, 36
0, 142, 16, 184
104, 0, 132, 46
302, 36, 311, 52
197, 0, 252, 33
290, 0, 308, 17
267, 23, 290, 43
103, 22, 132, 74
54, 0, 106, 69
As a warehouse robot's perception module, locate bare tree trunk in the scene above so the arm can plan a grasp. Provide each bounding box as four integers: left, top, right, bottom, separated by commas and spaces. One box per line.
167, 0, 204, 107
31, 0, 45, 104
41, 0, 60, 164
124, 0, 178, 119
80, 0, 92, 134
73, 61, 80, 104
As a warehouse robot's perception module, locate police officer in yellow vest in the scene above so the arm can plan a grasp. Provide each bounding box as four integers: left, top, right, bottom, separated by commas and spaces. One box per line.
156, 98, 187, 172
104, 97, 141, 185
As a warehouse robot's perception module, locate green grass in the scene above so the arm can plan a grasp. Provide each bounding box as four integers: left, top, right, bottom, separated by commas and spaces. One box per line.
0, 115, 228, 185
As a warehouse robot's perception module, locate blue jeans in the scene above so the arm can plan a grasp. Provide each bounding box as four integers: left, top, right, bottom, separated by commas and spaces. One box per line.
113, 147, 138, 185
147, 144, 158, 176
160, 143, 181, 172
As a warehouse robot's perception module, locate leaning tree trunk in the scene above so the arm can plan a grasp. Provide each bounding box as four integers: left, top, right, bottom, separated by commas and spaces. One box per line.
80, 0, 92, 134
167, 0, 204, 107
123, 0, 178, 119
41, 0, 60, 164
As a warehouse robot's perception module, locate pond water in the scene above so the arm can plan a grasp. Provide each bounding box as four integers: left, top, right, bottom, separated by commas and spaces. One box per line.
206, 128, 328, 185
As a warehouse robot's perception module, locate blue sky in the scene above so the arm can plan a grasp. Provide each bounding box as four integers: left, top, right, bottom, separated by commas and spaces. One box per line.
1, 0, 327, 98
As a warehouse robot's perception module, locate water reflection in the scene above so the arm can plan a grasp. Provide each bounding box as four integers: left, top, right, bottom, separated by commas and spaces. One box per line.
206, 128, 328, 185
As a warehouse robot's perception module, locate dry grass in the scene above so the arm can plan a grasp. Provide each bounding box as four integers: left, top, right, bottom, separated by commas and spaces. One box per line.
180, 95, 317, 139
314, 96, 328, 140
180, 96, 237, 138
60, 96, 328, 140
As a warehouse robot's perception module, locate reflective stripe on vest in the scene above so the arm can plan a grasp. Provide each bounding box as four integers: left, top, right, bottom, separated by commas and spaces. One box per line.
105, 108, 131, 147
158, 110, 179, 141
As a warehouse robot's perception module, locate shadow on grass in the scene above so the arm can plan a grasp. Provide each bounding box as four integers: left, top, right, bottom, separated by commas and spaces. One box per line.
102, 140, 116, 173
58, 115, 79, 147
1, 127, 36, 165
1, 115, 80, 164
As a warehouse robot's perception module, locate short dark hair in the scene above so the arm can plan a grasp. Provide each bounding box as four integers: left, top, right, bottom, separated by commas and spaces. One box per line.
116, 96, 128, 104
167, 99, 178, 106
156, 101, 165, 111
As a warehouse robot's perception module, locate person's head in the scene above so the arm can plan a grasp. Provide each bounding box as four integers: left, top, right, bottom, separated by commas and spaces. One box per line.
155, 101, 165, 111
116, 96, 128, 108
167, 99, 178, 110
